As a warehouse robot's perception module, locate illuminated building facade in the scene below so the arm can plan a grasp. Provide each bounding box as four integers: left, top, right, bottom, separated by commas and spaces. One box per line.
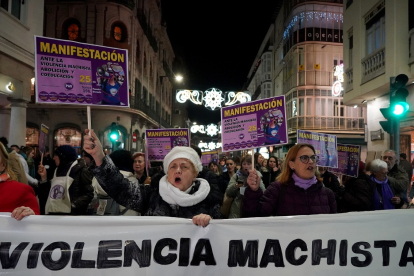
1, 0, 182, 154
246, 0, 367, 159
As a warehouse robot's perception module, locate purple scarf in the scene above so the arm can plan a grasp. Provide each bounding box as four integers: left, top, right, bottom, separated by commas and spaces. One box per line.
292, 173, 317, 190
370, 175, 395, 210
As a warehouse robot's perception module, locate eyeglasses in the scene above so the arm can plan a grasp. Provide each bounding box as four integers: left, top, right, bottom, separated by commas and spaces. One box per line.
382, 156, 393, 161
298, 155, 319, 164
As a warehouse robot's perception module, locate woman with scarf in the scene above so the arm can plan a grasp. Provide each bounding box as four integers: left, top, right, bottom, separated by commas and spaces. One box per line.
83, 130, 222, 227
242, 143, 336, 217
0, 142, 40, 220
38, 145, 94, 215
369, 159, 403, 210
226, 155, 265, 218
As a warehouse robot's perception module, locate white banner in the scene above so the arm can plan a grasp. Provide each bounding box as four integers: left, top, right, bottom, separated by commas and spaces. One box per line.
0, 210, 413, 275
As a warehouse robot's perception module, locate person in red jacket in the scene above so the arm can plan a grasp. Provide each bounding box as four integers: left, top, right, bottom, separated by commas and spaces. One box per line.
0, 142, 40, 220
242, 143, 336, 217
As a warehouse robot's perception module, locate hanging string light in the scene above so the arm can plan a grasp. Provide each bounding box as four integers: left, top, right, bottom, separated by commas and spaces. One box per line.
176, 88, 252, 111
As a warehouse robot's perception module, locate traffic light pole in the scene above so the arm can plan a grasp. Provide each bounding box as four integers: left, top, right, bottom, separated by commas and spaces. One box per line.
393, 118, 399, 154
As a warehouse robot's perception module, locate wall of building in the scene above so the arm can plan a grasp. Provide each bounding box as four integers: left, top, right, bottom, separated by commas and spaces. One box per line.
343, 0, 411, 105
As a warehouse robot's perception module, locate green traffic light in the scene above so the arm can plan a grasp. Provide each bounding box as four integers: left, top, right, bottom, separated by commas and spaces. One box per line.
392, 102, 409, 116
110, 132, 119, 141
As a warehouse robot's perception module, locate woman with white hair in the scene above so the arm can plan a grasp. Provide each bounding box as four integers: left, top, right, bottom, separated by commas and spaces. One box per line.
370, 159, 402, 210
83, 130, 222, 226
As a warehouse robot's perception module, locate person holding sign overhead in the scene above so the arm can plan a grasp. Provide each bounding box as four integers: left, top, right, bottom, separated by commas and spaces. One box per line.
242, 143, 337, 217
83, 130, 223, 227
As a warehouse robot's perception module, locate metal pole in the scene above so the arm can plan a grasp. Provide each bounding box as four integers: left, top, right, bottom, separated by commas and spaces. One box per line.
394, 118, 399, 154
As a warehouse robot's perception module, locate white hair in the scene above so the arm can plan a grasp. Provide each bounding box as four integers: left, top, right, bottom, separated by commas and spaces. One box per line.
370, 159, 388, 173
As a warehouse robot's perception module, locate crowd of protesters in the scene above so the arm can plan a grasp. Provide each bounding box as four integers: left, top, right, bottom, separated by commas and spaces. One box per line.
1, 133, 413, 225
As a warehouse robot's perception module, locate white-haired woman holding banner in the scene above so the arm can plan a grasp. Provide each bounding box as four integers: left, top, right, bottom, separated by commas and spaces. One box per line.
83, 130, 222, 226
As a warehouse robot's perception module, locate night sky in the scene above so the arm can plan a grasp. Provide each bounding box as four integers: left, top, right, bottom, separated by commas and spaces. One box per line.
161, 1, 278, 125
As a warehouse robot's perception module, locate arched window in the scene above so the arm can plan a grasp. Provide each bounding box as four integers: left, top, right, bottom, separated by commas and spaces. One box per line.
136, 40, 140, 64
26, 127, 39, 146
112, 22, 127, 42
63, 19, 81, 41
54, 127, 82, 156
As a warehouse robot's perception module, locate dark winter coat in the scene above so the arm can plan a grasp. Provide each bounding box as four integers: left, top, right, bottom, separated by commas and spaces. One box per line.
242, 180, 337, 217
218, 171, 233, 194
321, 171, 340, 196
261, 169, 281, 189
92, 156, 223, 218
340, 173, 375, 213
388, 164, 409, 194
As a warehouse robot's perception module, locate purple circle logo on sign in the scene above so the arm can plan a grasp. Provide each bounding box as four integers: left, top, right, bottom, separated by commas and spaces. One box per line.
58, 93, 68, 102
85, 94, 92, 104
239, 133, 244, 139
158, 150, 163, 154
76, 94, 85, 103
49, 92, 58, 101
39, 91, 49, 101
64, 83, 74, 90
67, 93, 77, 102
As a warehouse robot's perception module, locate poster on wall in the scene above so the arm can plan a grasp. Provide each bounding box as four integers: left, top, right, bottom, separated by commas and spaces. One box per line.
34, 36, 129, 107
297, 129, 338, 168
221, 96, 288, 153
145, 129, 190, 161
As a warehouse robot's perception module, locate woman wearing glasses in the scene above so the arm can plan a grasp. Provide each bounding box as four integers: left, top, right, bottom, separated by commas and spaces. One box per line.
242, 143, 337, 217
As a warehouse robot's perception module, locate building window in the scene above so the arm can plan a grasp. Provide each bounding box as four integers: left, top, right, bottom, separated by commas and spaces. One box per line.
26, 127, 39, 146
1, 0, 21, 19
114, 26, 122, 41
136, 40, 140, 64
63, 19, 81, 41
54, 127, 82, 155
112, 22, 127, 42
349, 35, 353, 67
67, 23, 80, 40
366, 9, 385, 55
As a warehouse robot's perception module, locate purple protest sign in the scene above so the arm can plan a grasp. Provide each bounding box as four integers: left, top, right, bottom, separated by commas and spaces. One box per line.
328, 144, 360, 177
297, 129, 338, 168
38, 124, 49, 154
221, 96, 288, 152
34, 36, 129, 107
201, 151, 219, 166
145, 129, 190, 161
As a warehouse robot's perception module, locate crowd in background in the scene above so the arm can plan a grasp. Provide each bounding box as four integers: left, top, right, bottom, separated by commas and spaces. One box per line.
1, 133, 413, 224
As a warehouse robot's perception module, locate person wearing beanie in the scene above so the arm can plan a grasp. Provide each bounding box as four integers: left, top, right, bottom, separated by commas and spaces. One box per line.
38, 145, 93, 215
0, 141, 40, 220
83, 130, 223, 226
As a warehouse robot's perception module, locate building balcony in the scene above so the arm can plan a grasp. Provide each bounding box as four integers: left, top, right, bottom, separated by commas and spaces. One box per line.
108, 0, 135, 10
361, 46, 385, 84
287, 116, 364, 134
409, 28, 414, 66
345, 67, 353, 92
137, 9, 158, 52
130, 96, 171, 128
